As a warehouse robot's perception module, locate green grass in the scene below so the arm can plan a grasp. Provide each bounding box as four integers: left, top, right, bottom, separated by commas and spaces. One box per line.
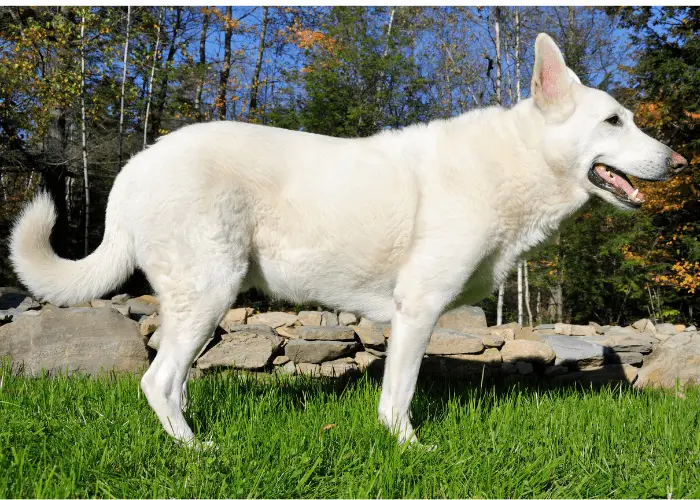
1, 364, 699, 498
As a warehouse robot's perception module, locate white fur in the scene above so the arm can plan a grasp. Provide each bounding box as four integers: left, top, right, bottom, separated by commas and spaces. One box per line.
10, 33, 682, 446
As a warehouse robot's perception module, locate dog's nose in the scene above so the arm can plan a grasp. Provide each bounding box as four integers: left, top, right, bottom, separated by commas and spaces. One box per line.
669, 152, 688, 174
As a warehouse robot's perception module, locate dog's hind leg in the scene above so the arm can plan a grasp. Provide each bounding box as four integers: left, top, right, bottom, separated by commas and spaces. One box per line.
140, 249, 245, 445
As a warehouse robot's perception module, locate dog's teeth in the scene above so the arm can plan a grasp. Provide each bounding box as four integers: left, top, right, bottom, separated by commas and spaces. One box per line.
632, 189, 639, 198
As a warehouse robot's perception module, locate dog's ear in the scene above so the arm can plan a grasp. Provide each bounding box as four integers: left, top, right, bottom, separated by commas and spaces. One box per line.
531, 33, 575, 120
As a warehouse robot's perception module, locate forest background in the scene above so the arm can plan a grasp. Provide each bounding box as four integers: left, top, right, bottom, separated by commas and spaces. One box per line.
0, 6, 697, 327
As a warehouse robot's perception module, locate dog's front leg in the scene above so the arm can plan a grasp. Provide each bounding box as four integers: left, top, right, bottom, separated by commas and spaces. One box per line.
378, 290, 446, 445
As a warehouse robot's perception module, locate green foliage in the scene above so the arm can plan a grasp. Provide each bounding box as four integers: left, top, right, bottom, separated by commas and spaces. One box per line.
299, 7, 431, 138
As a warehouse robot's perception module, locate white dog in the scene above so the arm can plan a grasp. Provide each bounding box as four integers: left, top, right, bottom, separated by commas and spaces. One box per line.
11, 34, 686, 446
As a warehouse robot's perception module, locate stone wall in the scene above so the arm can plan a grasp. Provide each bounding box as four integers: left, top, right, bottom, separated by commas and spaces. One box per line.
1, 287, 697, 388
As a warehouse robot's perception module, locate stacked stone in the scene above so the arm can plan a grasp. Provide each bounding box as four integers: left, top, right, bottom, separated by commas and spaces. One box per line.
1, 287, 698, 388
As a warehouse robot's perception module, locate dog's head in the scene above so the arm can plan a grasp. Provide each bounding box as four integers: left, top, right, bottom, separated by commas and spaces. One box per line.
531, 33, 687, 210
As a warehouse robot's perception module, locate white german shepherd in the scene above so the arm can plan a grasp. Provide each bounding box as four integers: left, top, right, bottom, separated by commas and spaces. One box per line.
11, 34, 686, 446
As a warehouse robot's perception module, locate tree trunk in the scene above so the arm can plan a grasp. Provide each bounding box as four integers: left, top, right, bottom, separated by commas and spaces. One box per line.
79, 13, 90, 256
194, 10, 209, 122
524, 260, 533, 326
555, 233, 564, 323
494, 5, 505, 326
248, 6, 269, 121
515, 7, 531, 326
517, 261, 523, 325
515, 6, 520, 100
143, 7, 164, 149
218, 6, 233, 121
493, 6, 501, 105
497, 282, 504, 326
117, 6, 131, 170
150, 6, 182, 141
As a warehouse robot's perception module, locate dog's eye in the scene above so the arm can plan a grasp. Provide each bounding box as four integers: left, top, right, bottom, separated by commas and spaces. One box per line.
605, 115, 621, 126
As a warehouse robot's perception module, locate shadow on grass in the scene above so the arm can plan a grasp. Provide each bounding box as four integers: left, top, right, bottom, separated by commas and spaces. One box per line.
186, 357, 640, 438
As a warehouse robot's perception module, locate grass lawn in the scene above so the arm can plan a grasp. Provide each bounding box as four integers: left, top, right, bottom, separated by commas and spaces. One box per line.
1, 364, 699, 498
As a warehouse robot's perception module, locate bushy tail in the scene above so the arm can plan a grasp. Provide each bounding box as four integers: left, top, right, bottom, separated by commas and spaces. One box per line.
10, 192, 135, 306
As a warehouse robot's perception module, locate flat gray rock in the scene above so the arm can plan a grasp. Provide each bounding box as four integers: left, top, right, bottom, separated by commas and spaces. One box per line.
248, 311, 297, 328
228, 324, 277, 335
540, 335, 605, 369
436, 305, 487, 331
196, 330, 283, 370
534, 324, 556, 331
297, 311, 322, 326
353, 319, 387, 349
219, 308, 249, 331
354, 318, 390, 348
589, 321, 604, 334
285, 339, 358, 364
0, 306, 148, 376
297, 325, 355, 341
355, 351, 383, 371
570, 325, 596, 337
604, 351, 644, 366
320, 311, 338, 327
426, 328, 484, 355
632, 318, 657, 335
655, 323, 677, 336
605, 327, 658, 345
111, 293, 131, 304
320, 359, 358, 377
338, 312, 358, 326
585, 335, 653, 354
125, 295, 159, 317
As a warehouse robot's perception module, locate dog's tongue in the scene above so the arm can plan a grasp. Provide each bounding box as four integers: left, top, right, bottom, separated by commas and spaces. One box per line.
594, 165, 645, 201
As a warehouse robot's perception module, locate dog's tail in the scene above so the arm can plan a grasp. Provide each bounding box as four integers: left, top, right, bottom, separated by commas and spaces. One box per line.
10, 192, 135, 306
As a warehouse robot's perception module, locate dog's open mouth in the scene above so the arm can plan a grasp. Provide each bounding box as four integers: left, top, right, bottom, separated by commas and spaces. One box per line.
588, 163, 645, 208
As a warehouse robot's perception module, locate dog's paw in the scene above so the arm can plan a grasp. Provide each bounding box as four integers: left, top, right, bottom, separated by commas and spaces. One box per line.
411, 442, 437, 452
178, 437, 218, 453
194, 439, 218, 453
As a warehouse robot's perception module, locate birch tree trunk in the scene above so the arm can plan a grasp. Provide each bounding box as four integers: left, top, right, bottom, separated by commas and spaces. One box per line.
143, 7, 164, 149
514, 7, 531, 325
218, 6, 233, 121
117, 6, 131, 170
194, 10, 209, 122
497, 283, 504, 326
524, 260, 533, 326
517, 262, 523, 325
494, 5, 505, 325
555, 232, 564, 323
248, 6, 269, 121
515, 6, 520, 102
79, 13, 90, 256
494, 6, 501, 104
